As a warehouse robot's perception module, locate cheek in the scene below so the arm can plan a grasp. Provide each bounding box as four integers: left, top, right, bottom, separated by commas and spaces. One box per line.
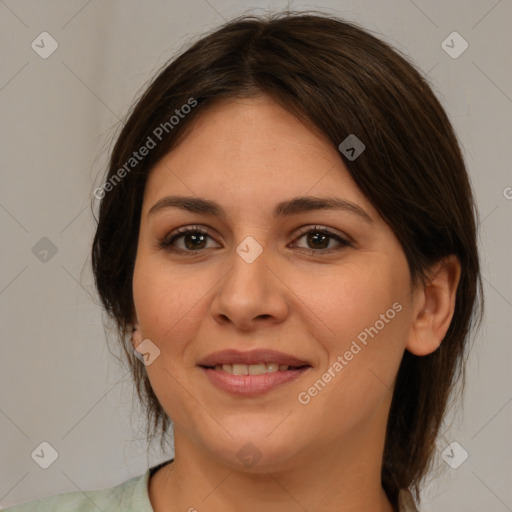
132, 254, 213, 352
299, 260, 405, 342
131, 256, 208, 415
300, 258, 410, 403
298, 291, 409, 439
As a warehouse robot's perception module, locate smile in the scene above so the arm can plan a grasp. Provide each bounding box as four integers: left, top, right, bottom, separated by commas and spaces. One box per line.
199, 364, 311, 396
208, 363, 305, 374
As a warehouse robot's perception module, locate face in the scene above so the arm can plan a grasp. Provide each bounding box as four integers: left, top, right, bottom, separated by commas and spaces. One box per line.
131, 95, 419, 471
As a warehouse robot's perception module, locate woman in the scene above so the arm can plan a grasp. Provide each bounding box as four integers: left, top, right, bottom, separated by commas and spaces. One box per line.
4, 11, 483, 512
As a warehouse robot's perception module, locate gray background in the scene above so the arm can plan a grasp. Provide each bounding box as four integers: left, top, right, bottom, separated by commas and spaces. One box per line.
0, 0, 511, 510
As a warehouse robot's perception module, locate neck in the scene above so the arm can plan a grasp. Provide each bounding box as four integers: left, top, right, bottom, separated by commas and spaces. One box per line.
149, 397, 395, 512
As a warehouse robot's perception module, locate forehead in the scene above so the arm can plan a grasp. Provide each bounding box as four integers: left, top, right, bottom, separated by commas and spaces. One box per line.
142, 95, 378, 222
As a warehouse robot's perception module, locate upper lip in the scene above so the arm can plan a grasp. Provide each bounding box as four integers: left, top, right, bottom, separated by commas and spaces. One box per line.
197, 349, 311, 367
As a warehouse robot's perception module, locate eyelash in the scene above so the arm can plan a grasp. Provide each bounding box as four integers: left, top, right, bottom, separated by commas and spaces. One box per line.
158, 224, 353, 255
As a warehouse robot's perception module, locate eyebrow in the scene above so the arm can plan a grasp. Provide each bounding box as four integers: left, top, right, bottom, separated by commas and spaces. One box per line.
148, 195, 373, 224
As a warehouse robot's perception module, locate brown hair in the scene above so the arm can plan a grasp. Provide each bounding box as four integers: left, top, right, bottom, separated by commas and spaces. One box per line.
91, 11, 483, 509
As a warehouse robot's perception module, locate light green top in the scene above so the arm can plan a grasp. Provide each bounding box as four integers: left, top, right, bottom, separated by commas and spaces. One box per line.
0, 460, 169, 512
2, 459, 419, 511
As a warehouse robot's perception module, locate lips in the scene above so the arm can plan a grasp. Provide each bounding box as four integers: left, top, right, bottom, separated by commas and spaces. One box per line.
197, 349, 312, 396
201, 365, 310, 396
197, 349, 311, 368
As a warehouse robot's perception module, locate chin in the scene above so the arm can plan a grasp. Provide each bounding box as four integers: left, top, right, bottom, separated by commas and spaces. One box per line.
201, 430, 305, 473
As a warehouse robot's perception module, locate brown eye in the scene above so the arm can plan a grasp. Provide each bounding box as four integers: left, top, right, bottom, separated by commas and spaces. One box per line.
291, 226, 353, 254
159, 226, 220, 253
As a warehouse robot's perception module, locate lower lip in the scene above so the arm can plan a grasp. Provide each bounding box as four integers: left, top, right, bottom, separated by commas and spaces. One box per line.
200, 367, 310, 396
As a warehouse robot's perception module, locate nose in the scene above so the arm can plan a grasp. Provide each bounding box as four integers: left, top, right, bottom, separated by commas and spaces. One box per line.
209, 239, 289, 331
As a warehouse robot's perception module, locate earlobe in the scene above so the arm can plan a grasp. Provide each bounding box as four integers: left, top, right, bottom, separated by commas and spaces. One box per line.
406, 255, 461, 356
131, 321, 142, 348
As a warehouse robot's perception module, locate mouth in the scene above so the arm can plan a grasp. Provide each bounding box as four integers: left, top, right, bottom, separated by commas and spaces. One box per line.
200, 363, 310, 374
197, 349, 312, 396
197, 348, 311, 368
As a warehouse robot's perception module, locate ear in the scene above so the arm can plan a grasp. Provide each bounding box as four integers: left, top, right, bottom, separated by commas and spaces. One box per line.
131, 320, 142, 349
406, 255, 461, 356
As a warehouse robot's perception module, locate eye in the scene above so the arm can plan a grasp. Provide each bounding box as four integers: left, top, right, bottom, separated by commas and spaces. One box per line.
158, 224, 353, 255
290, 225, 353, 254
158, 225, 220, 253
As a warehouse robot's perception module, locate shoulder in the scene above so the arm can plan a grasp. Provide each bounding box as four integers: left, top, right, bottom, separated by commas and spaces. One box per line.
1, 470, 153, 512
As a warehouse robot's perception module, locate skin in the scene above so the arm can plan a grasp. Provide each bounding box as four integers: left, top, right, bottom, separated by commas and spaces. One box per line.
131, 95, 461, 512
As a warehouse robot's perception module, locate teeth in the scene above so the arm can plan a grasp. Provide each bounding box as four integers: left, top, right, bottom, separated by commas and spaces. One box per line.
213, 363, 291, 374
